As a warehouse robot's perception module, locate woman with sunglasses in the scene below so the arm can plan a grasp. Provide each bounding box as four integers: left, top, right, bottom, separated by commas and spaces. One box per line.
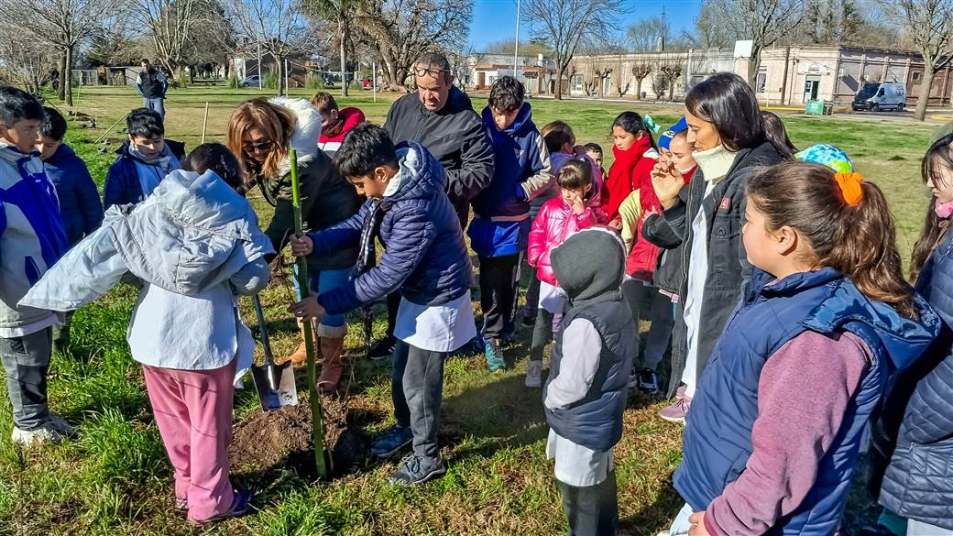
227, 98, 360, 392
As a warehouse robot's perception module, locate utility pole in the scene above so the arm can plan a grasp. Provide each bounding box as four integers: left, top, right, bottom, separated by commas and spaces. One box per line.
514, 0, 521, 80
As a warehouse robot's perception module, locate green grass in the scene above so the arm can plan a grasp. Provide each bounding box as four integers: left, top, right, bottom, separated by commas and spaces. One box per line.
0, 86, 939, 535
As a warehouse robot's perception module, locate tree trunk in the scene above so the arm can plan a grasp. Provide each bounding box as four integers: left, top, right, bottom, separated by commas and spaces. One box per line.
747, 48, 762, 88
916, 62, 936, 122
669, 77, 675, 101
64, 46, 74, 107
339, 19, 349, 97
175, 65, 187, 88
635, 78, 643, 100
275, 55, 285, 96
555, 64, 564, 100
58, 52, 67, 101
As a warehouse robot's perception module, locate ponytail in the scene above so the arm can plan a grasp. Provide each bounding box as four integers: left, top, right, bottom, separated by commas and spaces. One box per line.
748, 161, 917, 319
910, 133, 953, 281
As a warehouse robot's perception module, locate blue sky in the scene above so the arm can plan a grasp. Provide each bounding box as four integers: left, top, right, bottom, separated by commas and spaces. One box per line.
468, 0, 702, 51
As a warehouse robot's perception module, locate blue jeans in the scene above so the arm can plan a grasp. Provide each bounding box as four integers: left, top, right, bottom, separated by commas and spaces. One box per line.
292, 265, 351, 334
143, 97, 165, 119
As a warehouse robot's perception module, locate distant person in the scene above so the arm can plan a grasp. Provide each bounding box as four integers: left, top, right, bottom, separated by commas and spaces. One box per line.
0, 86, 71, 446
103, 108, 185, 210
37, 106, 104, 353
311, 92, 365, 156
469, 76, 552, 370
138, 59, 169, 119
371, 52, 494, 359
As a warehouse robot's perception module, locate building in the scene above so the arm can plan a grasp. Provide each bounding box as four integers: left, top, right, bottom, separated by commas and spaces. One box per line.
462, 53, 557, 96
569, 44, 953, 107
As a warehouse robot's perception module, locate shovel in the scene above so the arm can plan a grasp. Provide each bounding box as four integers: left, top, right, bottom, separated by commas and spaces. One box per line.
251, 294, 298, 411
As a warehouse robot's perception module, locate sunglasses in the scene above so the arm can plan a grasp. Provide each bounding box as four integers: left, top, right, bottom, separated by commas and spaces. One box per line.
243, 139, 272, 152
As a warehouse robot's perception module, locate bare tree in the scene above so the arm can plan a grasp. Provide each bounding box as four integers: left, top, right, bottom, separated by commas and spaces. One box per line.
228, 0, 318, 95
0, 0, 128, 106
522, 0, 628, 99
0, 27, 55, 94
659, 62, 683, 100
614, 54, 630, 97
354, 0, 472, 90
631, 63, 652, 100
696, 0, 804, 85
305, 0, 359, 96
651, 73, 669, 100
884, 0, 953, 120
628, 15, 670, 52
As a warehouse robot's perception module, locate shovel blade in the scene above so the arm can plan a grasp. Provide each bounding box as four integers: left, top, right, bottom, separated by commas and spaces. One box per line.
252, 362, 299, 411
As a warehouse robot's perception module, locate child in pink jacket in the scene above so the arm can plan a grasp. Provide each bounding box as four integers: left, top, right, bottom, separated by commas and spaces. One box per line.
525, 159, 606, 388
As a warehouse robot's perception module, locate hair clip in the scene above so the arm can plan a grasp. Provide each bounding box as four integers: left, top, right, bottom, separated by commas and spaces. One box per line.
643, 115, 662, 136
833, 172, 864, 207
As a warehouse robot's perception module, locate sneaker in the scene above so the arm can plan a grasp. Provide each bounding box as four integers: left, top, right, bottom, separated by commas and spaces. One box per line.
11, 423, 69, 447
189, 488, 253, 525
389, 454, 447, 486
370, 425, 413, 458
658, 392, 691, 424
47, 414, 76, 437
525, 360, 543, 388
520, 310, 535, 328
368, 336, 397, 361
636, 369, 660, 394
175, 497, 188, 512
484, 339, 506, 372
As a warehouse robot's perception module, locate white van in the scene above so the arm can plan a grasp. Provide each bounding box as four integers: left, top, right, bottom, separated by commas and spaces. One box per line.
852, 82, 907, 112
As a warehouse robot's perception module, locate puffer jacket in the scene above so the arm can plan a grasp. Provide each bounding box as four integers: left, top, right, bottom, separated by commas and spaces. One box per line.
103, 139, 186, 210
43, 143, 104, 246
20, 169, 272, 379
527, 196, 601, 287
311, 142, 472, 315
879, 228, 953, 530
253, 97, 361, 271
0, 143, 69, 337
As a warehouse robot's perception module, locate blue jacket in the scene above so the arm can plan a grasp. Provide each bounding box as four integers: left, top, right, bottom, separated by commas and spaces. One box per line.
880, 230, 953, 530
103, 140, 185, 210
676, 268, 939, 535
312, 142, 472, 315
468, 103, 552, 258
44, 144, 104, 246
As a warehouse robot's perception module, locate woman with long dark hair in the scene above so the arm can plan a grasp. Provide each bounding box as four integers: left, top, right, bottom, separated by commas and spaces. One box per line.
226, 98, 360, 393
643, 72, 788, 422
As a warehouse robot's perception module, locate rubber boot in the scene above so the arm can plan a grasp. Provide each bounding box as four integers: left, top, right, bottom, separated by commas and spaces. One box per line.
317, 336, 346, 393
284, 319, 317, 365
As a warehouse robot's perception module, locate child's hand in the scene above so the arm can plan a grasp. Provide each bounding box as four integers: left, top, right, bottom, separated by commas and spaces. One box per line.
688, 511, 711, 536
607, 217, 622, 230
290, 235, 314, 257
289, 295, 325, 321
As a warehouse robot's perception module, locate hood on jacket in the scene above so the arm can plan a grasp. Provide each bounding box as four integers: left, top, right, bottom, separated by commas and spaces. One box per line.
383, 141, 446, 205
47, 143, 77, 164
750, 267, 941, 373
0, 142, 38, 166
154, 169, 257, 230
481, 102, 535, 138
269, 97, 322, 172
551, 227, 626, 303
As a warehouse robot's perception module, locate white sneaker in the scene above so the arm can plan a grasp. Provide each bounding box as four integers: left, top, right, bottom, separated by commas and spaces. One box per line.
11, 423, 68, 447
525, 360, 543, 388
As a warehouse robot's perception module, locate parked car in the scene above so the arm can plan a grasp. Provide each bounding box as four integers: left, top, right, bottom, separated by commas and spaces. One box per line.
240, 75, 261, 87
852, 82, 906, 112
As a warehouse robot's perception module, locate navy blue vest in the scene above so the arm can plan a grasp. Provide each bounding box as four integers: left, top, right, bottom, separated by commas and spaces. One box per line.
544, 293, 637, 452
676, 268, 938, 535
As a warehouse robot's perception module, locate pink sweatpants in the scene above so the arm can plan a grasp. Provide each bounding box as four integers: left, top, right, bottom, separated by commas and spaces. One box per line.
142, 361, 235, 522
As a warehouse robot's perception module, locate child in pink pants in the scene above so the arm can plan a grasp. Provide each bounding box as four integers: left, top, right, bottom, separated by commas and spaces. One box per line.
127, 144, 272, 524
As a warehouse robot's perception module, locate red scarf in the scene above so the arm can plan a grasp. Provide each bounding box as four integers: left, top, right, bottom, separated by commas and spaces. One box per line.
605, 136, 652, 221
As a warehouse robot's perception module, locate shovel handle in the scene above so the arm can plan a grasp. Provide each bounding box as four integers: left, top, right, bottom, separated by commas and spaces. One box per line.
251, 294, 275, 365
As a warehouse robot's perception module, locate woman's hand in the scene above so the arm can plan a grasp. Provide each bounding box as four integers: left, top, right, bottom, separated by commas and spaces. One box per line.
652, 161, 683, 210
290, 235, 314, 257
688, 511, 711, 536
289, 295, 325, 321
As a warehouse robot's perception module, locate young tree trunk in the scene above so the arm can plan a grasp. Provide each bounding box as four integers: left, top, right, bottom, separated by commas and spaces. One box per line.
747, 49, 762, 88
275, 55, 285, 96
339, 19, 349, 97
916, 62, 936, 122
555, 64, 565, 100
58, 52, 67, 101
635, 78, 643, 100
64, 46, 74, 107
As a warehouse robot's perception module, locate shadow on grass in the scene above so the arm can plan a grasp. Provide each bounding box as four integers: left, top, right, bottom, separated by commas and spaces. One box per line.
621, 482, 684, 536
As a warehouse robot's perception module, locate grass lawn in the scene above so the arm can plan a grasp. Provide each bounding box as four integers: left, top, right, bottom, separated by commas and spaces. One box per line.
0, 85, 940, 536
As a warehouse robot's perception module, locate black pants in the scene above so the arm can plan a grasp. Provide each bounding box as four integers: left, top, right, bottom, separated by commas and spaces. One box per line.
384, 291, 401, 338
479, 253, 521, 341
392, 341, 447, 459
558, 471, 619, 536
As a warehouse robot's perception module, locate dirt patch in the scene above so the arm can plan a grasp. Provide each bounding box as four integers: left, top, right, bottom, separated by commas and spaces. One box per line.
229, 394, 369, 479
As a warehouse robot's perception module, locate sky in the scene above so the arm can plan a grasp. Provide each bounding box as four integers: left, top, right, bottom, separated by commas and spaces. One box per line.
468, 0, 702, 51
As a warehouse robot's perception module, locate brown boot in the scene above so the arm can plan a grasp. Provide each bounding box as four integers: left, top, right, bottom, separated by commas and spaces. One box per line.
317, 336, 346, 393
284, 319, 317, 365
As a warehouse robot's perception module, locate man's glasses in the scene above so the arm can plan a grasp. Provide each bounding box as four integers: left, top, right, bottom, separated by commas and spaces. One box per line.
413, 66, 447, 78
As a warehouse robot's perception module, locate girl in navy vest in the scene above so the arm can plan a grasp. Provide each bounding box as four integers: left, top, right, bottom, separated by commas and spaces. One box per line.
668, 161, 939, 536
876, 133, 953, 535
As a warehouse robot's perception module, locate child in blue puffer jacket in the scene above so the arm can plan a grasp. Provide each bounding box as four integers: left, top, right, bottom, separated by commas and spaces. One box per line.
290, 123, 475, 487
468, 76, 552, 371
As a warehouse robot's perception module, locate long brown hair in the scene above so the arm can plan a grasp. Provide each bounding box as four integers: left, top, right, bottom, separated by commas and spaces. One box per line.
910, 133, 953, 281
226, 99, 295, 180
747, 161, 917, 319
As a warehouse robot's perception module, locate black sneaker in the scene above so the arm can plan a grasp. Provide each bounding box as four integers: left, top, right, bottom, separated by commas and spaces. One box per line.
368, 336, 397, 361
636, 369, 659, 394
371, 425, 413, 458
389, 454, 447, 486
